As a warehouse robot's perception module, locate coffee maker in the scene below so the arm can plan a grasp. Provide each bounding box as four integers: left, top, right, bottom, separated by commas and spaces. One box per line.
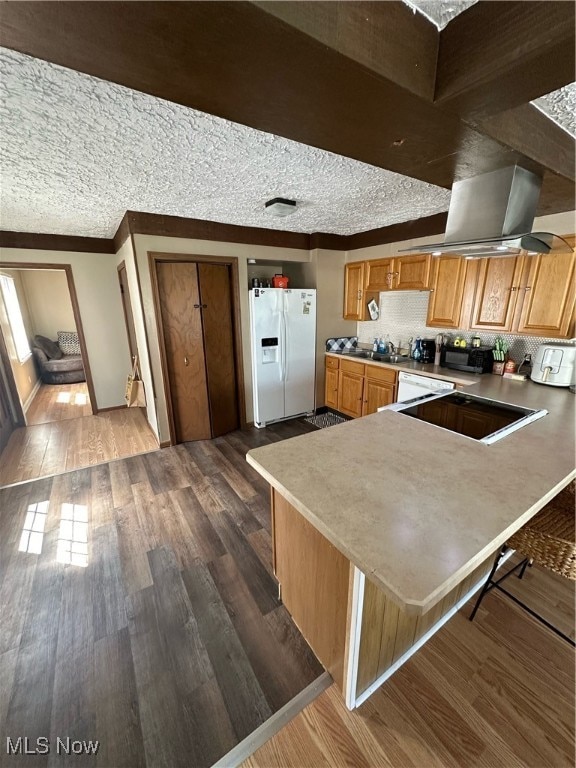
420, 338, 436, 363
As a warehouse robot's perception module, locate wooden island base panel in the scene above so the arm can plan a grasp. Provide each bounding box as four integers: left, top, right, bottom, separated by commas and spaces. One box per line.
271, 489, 497, 709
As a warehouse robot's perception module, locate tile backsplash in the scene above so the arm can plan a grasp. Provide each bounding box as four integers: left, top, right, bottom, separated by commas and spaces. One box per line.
356, 291, 569, 361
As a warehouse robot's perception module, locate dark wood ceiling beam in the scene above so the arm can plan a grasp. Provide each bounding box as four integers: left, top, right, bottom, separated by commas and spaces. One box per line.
475, 104, 575, 183
435, 1, 576, 119
0, 2, 547, 190
252, 1, 438, 101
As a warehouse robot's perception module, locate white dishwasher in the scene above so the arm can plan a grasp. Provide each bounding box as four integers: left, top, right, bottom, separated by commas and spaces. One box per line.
396, 371, 454, 403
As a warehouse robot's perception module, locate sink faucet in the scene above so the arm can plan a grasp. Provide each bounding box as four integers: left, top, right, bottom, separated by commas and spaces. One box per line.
388, 341, 396, 354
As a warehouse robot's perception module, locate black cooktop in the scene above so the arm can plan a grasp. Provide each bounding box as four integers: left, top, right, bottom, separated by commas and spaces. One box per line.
397, 391, 547, 444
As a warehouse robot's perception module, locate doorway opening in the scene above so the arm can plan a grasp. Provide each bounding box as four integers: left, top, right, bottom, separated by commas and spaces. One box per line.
0, 263, 96, 427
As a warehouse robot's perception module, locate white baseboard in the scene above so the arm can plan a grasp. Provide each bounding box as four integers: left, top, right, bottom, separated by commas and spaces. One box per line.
23, 378, 41, 413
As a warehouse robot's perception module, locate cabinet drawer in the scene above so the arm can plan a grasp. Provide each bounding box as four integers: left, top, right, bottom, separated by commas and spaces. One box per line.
340, 359, 366, 375
325, 356, 340, 370
364, 364, 397, 384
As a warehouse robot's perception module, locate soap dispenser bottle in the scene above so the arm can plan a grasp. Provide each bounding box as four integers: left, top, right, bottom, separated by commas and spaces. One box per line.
413, 337, 422, 362
377, 337, 386, 354
373, 337, 378, 353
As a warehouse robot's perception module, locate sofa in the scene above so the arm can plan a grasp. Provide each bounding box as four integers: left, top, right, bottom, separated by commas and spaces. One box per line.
31, 334, 86, 385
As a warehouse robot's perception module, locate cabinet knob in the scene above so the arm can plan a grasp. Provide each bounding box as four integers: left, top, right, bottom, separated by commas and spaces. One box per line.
524, 286, 532, 291
184, 356, 189, 366
510, 286, 518, 292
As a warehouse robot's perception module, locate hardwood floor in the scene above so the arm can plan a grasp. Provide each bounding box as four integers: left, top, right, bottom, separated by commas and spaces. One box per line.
26, 383, 92, 425
0, 408, 158, 487
243, 557, 575, 768
0, 420, 323, 768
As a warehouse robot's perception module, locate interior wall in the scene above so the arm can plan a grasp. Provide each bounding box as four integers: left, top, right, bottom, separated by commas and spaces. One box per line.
115, 237, 159, 438
0, 248, 132, 410
20, 269, 76, 339
311, 249, 357, 406
131, 234, 312, 443
0, 269, 39, 408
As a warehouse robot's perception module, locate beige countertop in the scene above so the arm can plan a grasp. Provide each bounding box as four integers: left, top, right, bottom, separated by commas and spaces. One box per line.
325, 350, 481, 386
246, 375, 575, 615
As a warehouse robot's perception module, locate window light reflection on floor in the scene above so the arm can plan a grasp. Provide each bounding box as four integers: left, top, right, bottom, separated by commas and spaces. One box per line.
19, 501, 49, 555
56, 392, 71, 404
74, 393, 88, 405
57, 502, 89, 567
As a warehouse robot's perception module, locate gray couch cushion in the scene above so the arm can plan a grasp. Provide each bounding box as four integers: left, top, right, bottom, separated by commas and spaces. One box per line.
43, 354, 84, 373
33, 334, 63, 360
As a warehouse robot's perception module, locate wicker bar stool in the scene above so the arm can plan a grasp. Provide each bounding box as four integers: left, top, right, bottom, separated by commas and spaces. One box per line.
470, 480, 575, 646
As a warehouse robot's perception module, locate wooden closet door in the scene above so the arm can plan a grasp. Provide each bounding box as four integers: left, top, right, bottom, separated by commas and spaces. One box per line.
157, 262, 211, 442
198, 263, 239, 437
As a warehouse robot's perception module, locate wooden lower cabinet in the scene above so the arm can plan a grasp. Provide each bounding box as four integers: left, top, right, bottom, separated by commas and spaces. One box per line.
326, 356, 398, 418
338, 371, 364, 417
325, 367, 339, 409
271, 488, 496, 708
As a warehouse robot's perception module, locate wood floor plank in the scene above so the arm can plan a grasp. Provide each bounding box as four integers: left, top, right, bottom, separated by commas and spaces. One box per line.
126, 585, 202, 768
93, 628, 146, 768
0, 409, 157, 488
92, 523, 128, 641
207, 473, 261, 535
169, 486, 227, 564
208, 553, 322, 713
182, 559, 273, 740
115, 501, 154, 595
195, 501, 280, 616
26, 382, 92, 425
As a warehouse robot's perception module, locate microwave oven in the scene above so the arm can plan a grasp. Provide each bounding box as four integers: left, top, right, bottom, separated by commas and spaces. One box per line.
440, 344, 493, 374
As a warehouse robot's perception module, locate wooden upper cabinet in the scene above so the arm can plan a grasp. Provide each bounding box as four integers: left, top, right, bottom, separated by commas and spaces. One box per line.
426, 255, 467, 328
468, 256, 525, 332
343, 261, 366, 320
365, 255, 431, 292
515, 249, 576, 338
365, 258, 394, 291
394, 254, 432, 290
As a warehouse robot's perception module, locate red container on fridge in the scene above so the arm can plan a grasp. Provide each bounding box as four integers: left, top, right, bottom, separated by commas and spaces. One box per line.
272, 274, 289, 288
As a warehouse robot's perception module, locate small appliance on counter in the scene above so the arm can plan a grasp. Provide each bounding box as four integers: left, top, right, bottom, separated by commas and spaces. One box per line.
440, 343, 494, 373
420, 338, 436, 364
531, 342, 576, 387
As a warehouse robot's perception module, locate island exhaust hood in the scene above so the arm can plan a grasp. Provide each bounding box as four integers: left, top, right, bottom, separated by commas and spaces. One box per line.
399, 165, 568, 259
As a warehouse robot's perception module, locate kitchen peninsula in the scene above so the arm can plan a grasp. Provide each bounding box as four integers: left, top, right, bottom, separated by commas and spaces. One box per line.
246, 376, 575, 709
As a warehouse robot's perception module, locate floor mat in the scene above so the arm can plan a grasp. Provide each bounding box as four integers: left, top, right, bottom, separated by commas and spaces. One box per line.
304, 412, 347, 429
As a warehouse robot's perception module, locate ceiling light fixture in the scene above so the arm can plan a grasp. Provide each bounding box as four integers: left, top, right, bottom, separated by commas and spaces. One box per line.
264, 197, 297, 217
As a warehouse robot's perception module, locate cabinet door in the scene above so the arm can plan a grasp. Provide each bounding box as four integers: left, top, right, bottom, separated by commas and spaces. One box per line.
394, 255, 431, 290
362, 378, 395, 416
426, 256, 467, 328
468, 256, 524, 332
365, 258, 393, 291
515, 249, 576, 338
343, 262, 365, 320
455, 407, 492, 440
325, 367, 339, 409
337, 371, 364, 418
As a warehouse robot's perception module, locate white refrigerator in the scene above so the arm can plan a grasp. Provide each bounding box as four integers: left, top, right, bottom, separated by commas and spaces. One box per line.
249, 288, 316, 427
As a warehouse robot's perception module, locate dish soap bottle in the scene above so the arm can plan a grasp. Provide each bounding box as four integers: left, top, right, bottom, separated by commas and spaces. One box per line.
413, 337, 422, 361
373, 337, 378, 353
377, 337, 387, 354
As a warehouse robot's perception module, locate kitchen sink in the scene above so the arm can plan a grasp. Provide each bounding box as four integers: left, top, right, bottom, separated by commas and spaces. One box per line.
338, 350, 410, 363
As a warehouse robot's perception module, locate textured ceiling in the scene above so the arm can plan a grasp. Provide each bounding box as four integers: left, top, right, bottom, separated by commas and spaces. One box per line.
1, 41, 574, 240
402, 0, 478, 29
533, 84, 576, 137
0, 47, 452, 239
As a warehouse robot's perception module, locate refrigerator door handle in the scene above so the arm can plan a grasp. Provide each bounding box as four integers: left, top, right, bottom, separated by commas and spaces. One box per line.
280, 306, 287, 381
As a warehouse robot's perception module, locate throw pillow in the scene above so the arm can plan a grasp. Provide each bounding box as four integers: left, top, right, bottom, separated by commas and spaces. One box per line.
33, 334, 63, 360
57, 330, 81, 356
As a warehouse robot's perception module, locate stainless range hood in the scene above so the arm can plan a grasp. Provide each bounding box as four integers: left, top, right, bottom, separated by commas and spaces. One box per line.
399, 165, 568, 259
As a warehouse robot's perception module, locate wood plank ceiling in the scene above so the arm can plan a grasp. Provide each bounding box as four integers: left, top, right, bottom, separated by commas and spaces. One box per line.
0, 1, 574, 237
